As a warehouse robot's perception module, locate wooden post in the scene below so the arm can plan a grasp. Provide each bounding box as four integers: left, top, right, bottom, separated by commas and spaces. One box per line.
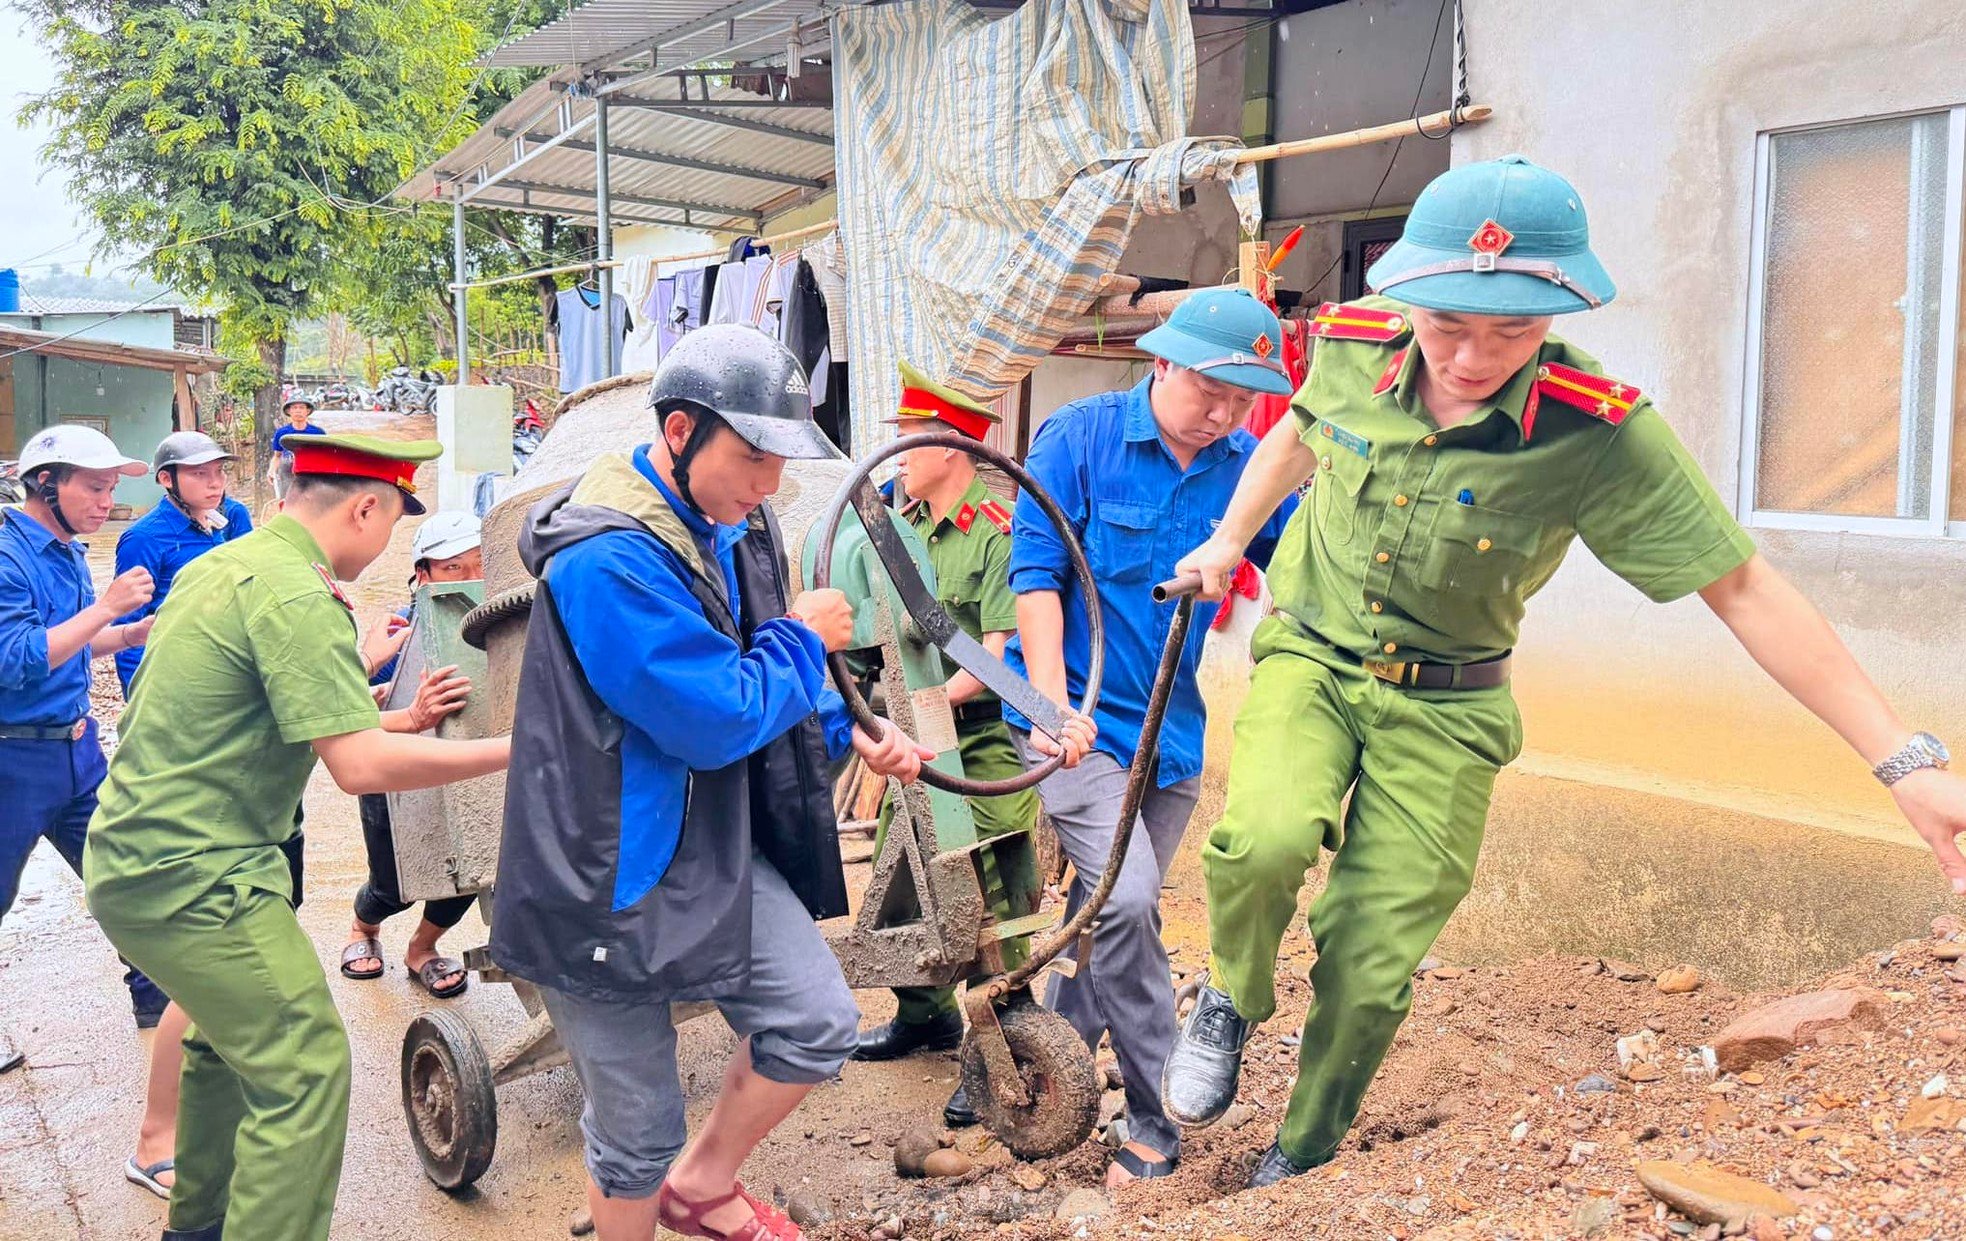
174, 367, 197, 432
1239, 240, 1274, 303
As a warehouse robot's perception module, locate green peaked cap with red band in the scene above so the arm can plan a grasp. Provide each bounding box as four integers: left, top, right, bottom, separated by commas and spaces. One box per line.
887, 360, 1001, 441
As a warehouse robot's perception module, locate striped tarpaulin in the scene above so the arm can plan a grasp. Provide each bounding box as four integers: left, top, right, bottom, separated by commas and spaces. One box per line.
832, 0, 1261, 456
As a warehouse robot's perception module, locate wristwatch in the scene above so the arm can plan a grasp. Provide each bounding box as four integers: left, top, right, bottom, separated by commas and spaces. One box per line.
1873, 731, 1951, 787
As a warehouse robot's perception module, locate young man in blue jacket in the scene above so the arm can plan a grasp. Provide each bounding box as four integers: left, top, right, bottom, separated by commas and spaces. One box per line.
492, 326, 947, 1241
113, 431, 254, 694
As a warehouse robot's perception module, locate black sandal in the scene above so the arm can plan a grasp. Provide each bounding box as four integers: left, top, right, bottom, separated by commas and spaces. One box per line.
339, 937, 384, 980
409, 957, 469, 999
1111, 1146, 1178, 1181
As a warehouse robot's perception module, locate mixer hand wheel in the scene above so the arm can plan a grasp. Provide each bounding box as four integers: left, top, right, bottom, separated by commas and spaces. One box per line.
811, 432, 1104, 799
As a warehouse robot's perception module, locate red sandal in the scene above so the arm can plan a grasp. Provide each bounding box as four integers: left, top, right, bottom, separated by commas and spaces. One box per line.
654, 1180, 803, 1241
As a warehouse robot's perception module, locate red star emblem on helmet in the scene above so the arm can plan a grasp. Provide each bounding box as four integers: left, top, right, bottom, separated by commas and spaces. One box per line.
1468, 218, 1514, 256
1251, 332, 1274, 359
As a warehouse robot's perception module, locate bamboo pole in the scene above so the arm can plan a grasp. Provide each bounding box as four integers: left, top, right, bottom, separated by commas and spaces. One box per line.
1234, 104, 1492, 166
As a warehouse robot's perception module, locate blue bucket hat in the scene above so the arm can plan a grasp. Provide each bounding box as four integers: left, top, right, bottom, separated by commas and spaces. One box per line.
1136, 287, 1294, 396
1366, 155, 1616, 316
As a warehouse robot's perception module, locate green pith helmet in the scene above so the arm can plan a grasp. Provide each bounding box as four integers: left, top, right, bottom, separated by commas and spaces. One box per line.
1367, 155, 1616, 316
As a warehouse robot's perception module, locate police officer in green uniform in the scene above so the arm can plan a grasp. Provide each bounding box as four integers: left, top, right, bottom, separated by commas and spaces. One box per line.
1160, 156, 1966, 1187
83, 434, 511, 1241
851, 362, 1040, 1127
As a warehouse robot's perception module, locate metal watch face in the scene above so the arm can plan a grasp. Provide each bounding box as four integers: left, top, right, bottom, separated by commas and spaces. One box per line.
1918, 732, 1951, 767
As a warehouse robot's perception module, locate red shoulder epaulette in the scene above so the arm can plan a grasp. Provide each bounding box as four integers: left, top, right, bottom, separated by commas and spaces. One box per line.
1310, 301, 1409, 343
978, 500, 1013, 534
313, 563, 353, 611
1533, 362, 1639, 425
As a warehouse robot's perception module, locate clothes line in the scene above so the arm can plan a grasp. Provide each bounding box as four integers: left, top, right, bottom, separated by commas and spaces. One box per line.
446, 102, 1492, 294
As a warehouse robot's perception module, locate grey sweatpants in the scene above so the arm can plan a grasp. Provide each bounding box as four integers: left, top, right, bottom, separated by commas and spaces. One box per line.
537, 856, 860, 1198
1012, 731, 1200, 1158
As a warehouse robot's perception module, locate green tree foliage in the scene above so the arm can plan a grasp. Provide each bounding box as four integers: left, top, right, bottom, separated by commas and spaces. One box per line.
22, 0, 484, 459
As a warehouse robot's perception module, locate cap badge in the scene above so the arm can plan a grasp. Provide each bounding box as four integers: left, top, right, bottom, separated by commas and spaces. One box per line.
1468, 218, 1515, 272
1251, 332, 1274, 360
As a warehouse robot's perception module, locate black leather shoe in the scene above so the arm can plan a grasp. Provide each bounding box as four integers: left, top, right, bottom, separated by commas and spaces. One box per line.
1246, 1141, 1315, 1189
161, 1221, 224, 1240
851, 1011, 964, 1062
943, 1083, 978, 1127
1160, 979, 1252, 1127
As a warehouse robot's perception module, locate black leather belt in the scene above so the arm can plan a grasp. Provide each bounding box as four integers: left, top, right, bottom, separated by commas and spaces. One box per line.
953, 699, 1003, 726
1278, 611, 1511, 690
0, 718, 90, 741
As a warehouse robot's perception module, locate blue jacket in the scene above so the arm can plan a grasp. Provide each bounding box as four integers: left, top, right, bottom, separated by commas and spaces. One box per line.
0, 508, 97, 726
113, 496, 253, 693
491, 448, 853, 1000
1006, 378, 1297, 786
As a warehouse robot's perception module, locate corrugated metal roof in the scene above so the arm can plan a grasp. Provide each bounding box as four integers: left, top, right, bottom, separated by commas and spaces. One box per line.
399, 71, 834, 231
481, 0, 833, 71
14, 294, 184, 316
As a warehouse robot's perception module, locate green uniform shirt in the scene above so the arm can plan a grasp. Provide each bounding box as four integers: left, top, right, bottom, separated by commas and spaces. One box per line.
1268, 296, 1756, 664
900, 475, 1018, 703
85, 516, 381, 914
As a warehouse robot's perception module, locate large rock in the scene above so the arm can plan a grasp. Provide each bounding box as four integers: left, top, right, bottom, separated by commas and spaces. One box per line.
1711, 989, 1886, 1072
1636, 1161, 1798, 1227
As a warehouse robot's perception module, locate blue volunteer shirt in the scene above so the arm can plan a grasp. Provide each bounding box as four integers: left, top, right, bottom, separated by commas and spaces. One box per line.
270, 423, 326, 454
112, 495, 254, 693
544, 445, 855, 910
369, 604, 416, 687
1006, 377, 1298, 787
0, 508, 99, 726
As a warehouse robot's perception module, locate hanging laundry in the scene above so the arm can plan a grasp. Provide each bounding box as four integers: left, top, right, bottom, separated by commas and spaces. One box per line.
555, 285, 631, 394
778, 257, 833, 406
803, 231, 850, 361
620, 256, 662, 372
707, 253, 774, 327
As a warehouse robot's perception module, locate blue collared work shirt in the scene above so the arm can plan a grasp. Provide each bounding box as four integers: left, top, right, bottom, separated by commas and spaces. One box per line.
1006, 378, 1298, 787
0, 508, 100, 726
543, 445, 854, 910
113, 496, 254, 693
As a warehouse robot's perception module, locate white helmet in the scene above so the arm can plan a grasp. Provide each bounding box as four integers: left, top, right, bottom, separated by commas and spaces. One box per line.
19, 425, 148, 479
411, 511, 482, 563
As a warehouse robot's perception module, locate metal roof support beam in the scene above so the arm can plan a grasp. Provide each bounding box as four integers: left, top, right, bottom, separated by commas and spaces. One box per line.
596, 9, 838, 101
501, 179, 764, 228
595, 92, 616, 375
605, 99, 835, 148
497, 129, 826, 190
455, 102, 596, 204
575, 0, 793, 76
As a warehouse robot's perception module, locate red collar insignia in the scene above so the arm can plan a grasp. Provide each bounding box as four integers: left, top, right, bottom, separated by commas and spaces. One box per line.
313, 563, 353, 611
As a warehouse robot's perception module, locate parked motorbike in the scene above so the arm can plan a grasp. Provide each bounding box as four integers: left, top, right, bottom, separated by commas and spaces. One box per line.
376, 367, 439, 414
0, 461, 23, 506
512, 400, 544, 472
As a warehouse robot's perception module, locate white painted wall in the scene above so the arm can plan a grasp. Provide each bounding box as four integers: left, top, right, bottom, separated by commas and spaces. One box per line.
1456, 0, 1966, 837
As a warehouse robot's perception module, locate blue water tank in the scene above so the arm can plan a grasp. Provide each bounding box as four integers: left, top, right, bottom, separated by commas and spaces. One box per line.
0, 268, 18, 313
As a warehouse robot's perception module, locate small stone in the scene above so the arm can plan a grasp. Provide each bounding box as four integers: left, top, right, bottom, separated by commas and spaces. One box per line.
1711, 989, 1888, 1073
1570, 1196, 1620, 1236
921, 1149, 973, 1179
1603, 957, 1650, 982
1787, 1161, 1821, 1189
1627, 1063, 1667, 1083
1567, 1140, 1598, 1165
1739, 1072, 1765, 1086
1415, 956, 1442, 974
784, 1195, 830, 1228
1101, 1117, 1129, 1148
1221, 1102, 1257, 1130
1747, 1215, 1784, 1241
1577, 1073, 1618, 1094
1010, 1166, 1047, 1192
1657, 965, 1704, 994
1935, 913, 1965, 938
1698, 1225, 1723, 1241
1811, 1228, 1832, 1241
1053, 1188, 1108, 1223
1102, 1064, 1124, 1091
1901, 1096, 1966, 1131
1634, 1124, 1663, 1142
1509, 1120, 1529, 1144
569, 1205, 595, 1236
1935, 943, 1965, 962
1920, 1073, 1948, 1099
894, 1127, 944, 1177
1430, 966, 1466, 980
1406, 1195, 1431, 1216
850, 1130, 875, 1147
1636, 1160, 1799, 1226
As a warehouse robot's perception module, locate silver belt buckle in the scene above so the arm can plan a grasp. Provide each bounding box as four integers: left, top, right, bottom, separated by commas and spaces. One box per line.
70, 718, 88, 742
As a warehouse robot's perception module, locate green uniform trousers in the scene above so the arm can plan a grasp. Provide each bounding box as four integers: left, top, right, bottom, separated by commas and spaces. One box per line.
96, 877, 351, 1240
1201, 618, 1521, 1167
878, 715, 1040, 1025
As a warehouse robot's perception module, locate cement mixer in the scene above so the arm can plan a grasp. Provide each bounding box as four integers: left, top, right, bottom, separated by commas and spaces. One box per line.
390, 376, 1196, 1191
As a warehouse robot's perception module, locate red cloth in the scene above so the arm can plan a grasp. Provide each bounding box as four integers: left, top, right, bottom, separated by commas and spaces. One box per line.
1244, 317, 1311, 441
1209, 559, 1262, 631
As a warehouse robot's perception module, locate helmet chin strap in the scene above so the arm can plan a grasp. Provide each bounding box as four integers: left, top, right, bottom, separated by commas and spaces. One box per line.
33, 469, 79, 537
667, 409, 724, 519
